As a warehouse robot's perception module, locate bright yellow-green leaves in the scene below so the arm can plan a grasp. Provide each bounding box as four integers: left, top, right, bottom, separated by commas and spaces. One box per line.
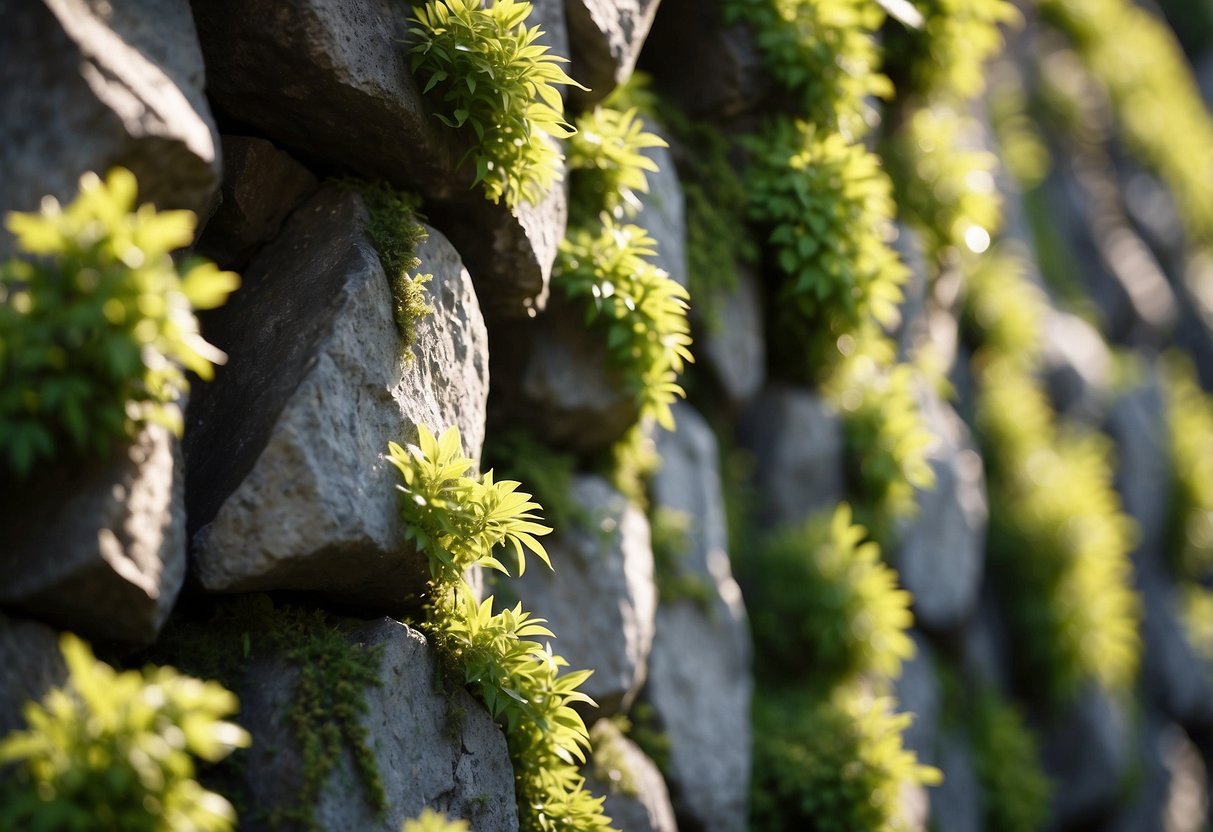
568, 106, 668, 224
0, 634, 249, 832
402, 809, 470, 832
409, 0, 584, 208
888, 0, 1018, 101
1163, 355, 1213, 581
0, 168, 238, 476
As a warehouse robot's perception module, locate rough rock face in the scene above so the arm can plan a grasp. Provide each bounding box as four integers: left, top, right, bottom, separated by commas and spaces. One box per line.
1106, 379, 1171, 561
0, 613, 67, 736
195, 135, 319, 270
894, 389, 987, 632
741, 386, 846, 527
0, 425, 186, 645
0, 0, 220, 254
565, 0, 663, 103
586, 719, 679, 832
1043, 684, 1132, 828
187, 188, 489, 610
1139, 576, 1213, 727
1112, 712, 1210, 832
239, 618, 518, 832
510, 476, 656, 717
897, 632, 941, 766
1041, 309, 1111, 422
646, 403, 752, 832
700, 265, 766, 408
930, 736, 984, 832
634, 125, 687, 288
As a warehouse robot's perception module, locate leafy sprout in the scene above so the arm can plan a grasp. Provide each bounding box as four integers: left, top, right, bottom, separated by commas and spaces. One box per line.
402, 808, 469, 832
567, 106, 668, 225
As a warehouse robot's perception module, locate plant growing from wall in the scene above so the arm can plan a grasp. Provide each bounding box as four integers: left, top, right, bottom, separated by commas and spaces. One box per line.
408, 0, 583, 208
402, 808, 469, 832
567, 105, 668, 226
0, 168, 238, 476
0, 634, 249, 832
1163, 354, 1213, 582
388, 425, 616, 832
743, 504, 915, 690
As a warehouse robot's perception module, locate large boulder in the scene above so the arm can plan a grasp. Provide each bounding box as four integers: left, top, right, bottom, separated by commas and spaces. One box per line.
565, 0, 663, 103
893, 389, 987, 632
740, 386, 846, 528
585, 719, 678, 832
0, 425, 186, 645
510, 476, 657, 717
186, 188, 489, 611
0, 0, 220, 255
0, 613, 67, 736
645, 403, 752, 832
239, 617, 518, 831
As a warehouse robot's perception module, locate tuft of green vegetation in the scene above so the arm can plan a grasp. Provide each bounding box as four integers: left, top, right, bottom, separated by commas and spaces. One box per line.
1163, 354, 1213, 582
743, 504, 916, 690
352, 181, 434, 350
884, 0, 1017, 101
388, 425, 617, 832
408, 0, 583, 208
555, 220, 693, 430
750, 688, 941, 832
745, 117, 907, 375
587, 720, 639, 798
0, 168, 238, 477
961, 247, 1047, 365
649, 505, 715, 610
483, 428, 584, 533
567, 106, 668, 226
402, 808, 470, 832
969, 690, 1052, 832
0, 634, 249, 832
1182, 584, 1213, 665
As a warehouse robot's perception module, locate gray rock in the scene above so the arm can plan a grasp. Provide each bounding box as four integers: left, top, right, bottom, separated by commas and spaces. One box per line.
191, 0, 565, 318
0, 425, 186, 645
634, 122, 686, 289
930, 735, 984, 832
740, 386, 846, 528
699, 264, 766, 408
0, 0, 220, 254
896, 632, 942, 766
187, 189, 488, 611
1041, 309, 1111, 423
586, 719, 679, 832
0, 613, 67, 736
894, 389, 987, 632
565, 0, 663, 104
646, 403, 752, 832
1112, 712, 1208, 832
1106, 379, 1172, 564
511, 476, 656, 717
195, 135, 319, 269
1043, 684, 1132, 828
960, 590, 1012, 694
240, 617, 518, 832
1140, 573, 1213, 727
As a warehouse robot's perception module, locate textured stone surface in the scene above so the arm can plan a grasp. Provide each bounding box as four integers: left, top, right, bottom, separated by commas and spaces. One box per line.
897, 632, 941, 766
565, 0, 663, 103
511, 476, 656, 717
586, 719, 678, 832
1041, 309, 1111, 422
0, 613, 67, 736
740, 386, 846, 528
1043, 684, 1132, 828
195, 135, 319, 269
0, 425, 186, 645
931, 736, 984, 832
1112, 712, 1209, 832
646, 403, 752, 832
894, 389, 987, 632
634, 123, 686, 288
240, 618, 518, 832
700, 264, 766, 408
187, 189, 488, 610
0, 0, 220, 256
1106, 378, 1172, 561
1139, 574, 1213, 727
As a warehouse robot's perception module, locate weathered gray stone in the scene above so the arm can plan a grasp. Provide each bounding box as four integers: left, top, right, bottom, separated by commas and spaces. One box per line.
634, 122, 686, 288
0, 613, 67, 736
511, 476, 656, 717
586, 719, 678, 832
0, 0, 220, 255
930, 735, 984, 832
1140, 573, 1213, 727
1106, 378, 1172, 563
565, 0, 662, 103
700, 264, 766, 408
0, 425, 186, 645
1041, 309, 1112, 423
894, 389, 987, 632
646, 403, 752, 832
187, 189, 488, 611
195, 135, 319, 269
1043, 684, 1133, 828
1112, 712, 1208, 832
240, 617, 518, 832
897, 632, 942, 766
740, 386, 846, 528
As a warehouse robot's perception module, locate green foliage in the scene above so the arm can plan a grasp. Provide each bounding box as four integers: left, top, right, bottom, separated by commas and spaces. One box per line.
750, 688, 941, 832
961, 247, 1046, 366
389, 425, 616, 832
1181, 584, 1213, 665
483, 428, 583, 533
723, 0, 890, 137
409, 0, 583, 208
0, 168, 238, 476
885, 0, 1017, 101
649, 505, 715, 610
0, 634, 249, 832
1163, 354, 1213, 582
744, 504, 915, 690
887, 105, 1002, 258
355, 181, 434, 349
567, 106, 668, 225
402, 808, 469, 832
1036, 0, 1213, 243
969, 691, 1052, 832
587, 720, 638, 798
555, 219, 693, 430
603, 422, 660, 510
745, 117, 907, 375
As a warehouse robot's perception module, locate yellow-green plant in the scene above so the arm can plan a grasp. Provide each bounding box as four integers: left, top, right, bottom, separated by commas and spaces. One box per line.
409, 0, 583, 208
402, 809, 469, 832
555, 220, 693, 430
961, 248, 1047, 366
567, 106, 668, 225
0, 634, 249, 832
1163, 354, 1213, 581
0, 168, 238, 476
744, 504, 916, 689
750, 688, 941, 832
885, 0, 1017, 101
388, 425, 616, 832
970, 691, 1052, 832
